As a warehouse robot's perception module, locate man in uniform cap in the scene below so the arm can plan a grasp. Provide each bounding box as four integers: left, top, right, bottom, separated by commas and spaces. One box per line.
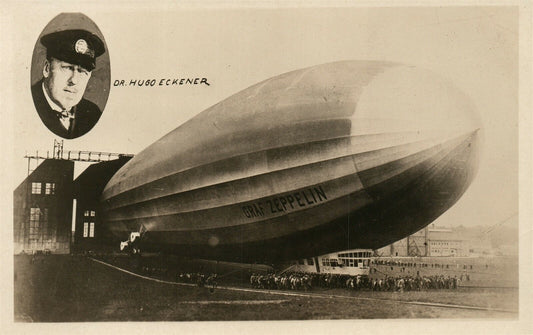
31, 29, 105, 139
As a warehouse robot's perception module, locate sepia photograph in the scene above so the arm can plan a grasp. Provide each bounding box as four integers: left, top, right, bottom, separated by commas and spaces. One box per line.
1, 2, 531, 334
30, 12, 110, 139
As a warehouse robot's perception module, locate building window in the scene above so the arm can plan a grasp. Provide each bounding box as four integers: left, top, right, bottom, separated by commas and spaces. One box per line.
306, 258, 314, 265
83, 222, 95, 238
84, 210, 96, 217
89, 222, 95, 238
30, 207, 39, 221
45, 183, 56, 195
31, 182, 41, 194
29, 207, 48, 242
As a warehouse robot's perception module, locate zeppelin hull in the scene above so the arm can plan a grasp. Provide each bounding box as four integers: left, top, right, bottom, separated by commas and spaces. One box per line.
101, 61, 480, 262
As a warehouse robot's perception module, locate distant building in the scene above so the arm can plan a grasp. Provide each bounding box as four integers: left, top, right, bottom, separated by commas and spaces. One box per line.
376, 224, 478, 257
427, 228, 468, 257
376, 227, 429, 257
14, 152, 132, 254
13, 159, 74, 254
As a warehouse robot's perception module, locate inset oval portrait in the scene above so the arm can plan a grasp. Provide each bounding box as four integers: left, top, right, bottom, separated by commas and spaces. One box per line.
30, 13, 110, 139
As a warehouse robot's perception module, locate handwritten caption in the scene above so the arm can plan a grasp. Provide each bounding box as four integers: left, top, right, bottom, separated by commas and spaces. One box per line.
114, 78, 210, 87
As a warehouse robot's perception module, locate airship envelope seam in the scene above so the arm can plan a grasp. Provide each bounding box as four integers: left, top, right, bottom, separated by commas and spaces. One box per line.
101, 60, 480, 262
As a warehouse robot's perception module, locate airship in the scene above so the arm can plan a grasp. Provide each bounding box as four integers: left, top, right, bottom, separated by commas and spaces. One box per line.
101, 60, 480, 263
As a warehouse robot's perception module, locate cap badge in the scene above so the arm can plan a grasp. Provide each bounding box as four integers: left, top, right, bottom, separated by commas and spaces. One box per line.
75, 39, 88, 54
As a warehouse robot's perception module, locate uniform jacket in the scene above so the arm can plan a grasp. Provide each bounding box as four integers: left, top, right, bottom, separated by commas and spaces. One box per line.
31, 80, 102, 139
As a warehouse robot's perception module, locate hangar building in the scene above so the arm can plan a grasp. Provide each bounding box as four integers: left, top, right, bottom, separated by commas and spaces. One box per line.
13, 144, 132, 254
14, 159, 74, 254
72, 156, 131, 252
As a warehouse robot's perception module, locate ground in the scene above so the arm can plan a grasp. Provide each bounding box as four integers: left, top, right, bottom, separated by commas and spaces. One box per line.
13, 254, 518, 322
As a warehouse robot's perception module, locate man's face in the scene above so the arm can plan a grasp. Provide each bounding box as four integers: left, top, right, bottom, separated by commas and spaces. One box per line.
43, 57, 92, 110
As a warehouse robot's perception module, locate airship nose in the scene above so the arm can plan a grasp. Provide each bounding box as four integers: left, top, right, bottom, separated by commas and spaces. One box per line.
355, 128, 480, 204
349, 66, 481, 244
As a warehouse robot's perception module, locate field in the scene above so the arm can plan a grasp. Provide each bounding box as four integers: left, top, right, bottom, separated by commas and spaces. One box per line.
14, 254, 518, 322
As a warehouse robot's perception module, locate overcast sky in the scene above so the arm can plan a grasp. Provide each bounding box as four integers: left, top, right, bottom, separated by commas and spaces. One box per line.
5, 5, 518, 229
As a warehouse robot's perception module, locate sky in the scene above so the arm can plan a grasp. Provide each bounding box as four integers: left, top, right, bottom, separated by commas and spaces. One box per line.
4, 5, 519, 232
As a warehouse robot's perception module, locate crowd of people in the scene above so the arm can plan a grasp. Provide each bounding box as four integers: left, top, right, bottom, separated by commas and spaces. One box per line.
369, 275, 459, 291
249, 272, 369, 291
176, 272, 218, 289
249, 272, 461, 292
68, 251, 466, 293
250, 272, 314, 291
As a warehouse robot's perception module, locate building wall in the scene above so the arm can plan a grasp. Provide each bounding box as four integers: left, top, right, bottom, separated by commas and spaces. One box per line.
429, 239, 466, 257
375, 227, 429, 257
73, 197, 108, 251
13, 160, 74, 254
376, 226, 475, 257
376, 238, 406, 257
72, 157, 131, 252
